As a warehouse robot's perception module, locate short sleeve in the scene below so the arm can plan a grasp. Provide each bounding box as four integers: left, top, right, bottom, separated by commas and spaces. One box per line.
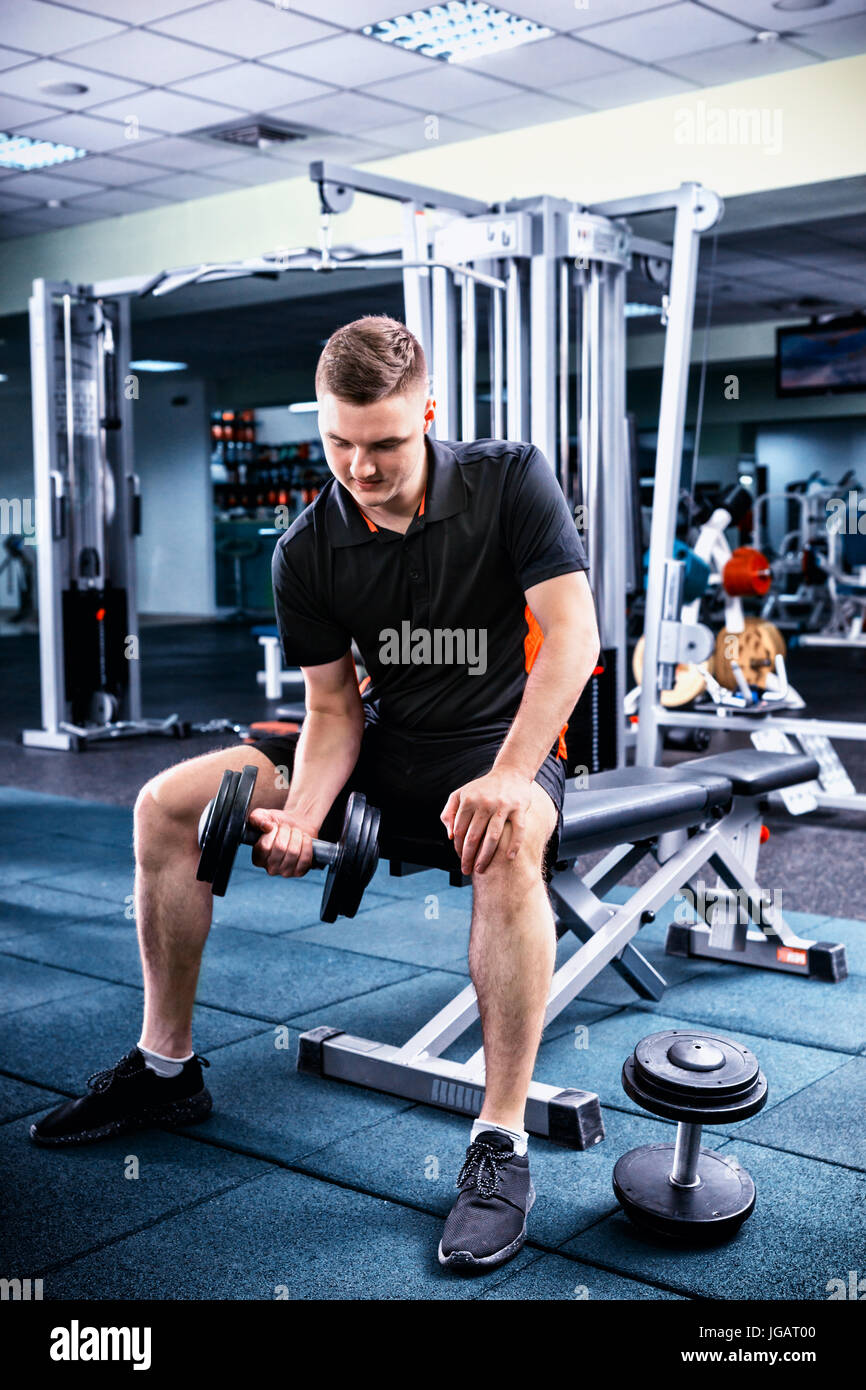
271, 533, 351, 667
501, 445, 589, 592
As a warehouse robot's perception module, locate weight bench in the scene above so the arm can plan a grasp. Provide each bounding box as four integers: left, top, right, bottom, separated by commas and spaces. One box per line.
298, 749, 847, 1150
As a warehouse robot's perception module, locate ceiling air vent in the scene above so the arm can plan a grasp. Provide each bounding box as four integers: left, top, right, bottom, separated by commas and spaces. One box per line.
200, 120, 309, 151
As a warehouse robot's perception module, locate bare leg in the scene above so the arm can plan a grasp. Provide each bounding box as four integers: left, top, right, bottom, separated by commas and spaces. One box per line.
469, 783, 557, 1133
133, 746, 287, 1056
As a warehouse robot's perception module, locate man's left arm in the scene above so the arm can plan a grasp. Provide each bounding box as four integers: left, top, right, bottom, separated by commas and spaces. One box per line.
442, 570, 599, 874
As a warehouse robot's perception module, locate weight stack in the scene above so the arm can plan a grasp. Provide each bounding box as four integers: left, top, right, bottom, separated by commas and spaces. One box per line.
565, 647, 619, 777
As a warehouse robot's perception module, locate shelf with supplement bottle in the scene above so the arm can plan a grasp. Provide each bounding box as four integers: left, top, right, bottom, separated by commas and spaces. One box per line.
210, 408, 330, 526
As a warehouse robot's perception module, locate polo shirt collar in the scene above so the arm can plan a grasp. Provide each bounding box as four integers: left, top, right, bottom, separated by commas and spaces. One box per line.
325, 434, 468, 548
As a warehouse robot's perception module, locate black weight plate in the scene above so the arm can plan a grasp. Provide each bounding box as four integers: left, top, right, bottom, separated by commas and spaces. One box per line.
622, 1054, 768, 1126
632, 1029, 761, 1103
320, 793, 379, 922
211, 765, 258, 897
196, 770, 239, 886
613, 1144, 756, 1244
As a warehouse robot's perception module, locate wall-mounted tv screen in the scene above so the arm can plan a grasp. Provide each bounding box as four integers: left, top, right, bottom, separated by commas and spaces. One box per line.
776, 316, 866, 397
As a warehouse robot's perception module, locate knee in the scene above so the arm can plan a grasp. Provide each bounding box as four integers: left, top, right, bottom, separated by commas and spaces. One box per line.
134, 769, 197, 866
472, 843, 545, 906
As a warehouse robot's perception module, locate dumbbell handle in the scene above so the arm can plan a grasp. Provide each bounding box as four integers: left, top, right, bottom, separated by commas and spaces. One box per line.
669, 1120, 703, 1188
240, 823, 337, 867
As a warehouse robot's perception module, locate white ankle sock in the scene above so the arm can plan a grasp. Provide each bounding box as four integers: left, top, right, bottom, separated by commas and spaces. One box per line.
471, 1119, 528, 1157
137, 1043, 194, 1079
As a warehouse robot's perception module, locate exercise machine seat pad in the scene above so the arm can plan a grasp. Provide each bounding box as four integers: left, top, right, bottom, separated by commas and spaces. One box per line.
560, 776, 715, 854
677, 749, 819, 796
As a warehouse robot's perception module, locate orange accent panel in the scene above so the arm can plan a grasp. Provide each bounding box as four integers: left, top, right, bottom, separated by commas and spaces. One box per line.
524, 606, 568, 760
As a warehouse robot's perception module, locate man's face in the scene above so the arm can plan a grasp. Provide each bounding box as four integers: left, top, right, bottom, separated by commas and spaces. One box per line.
318, 387, 433, 511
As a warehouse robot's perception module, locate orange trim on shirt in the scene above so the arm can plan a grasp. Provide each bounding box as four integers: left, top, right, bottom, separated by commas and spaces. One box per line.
524, 606, 569, 761
358, 508, 378, 533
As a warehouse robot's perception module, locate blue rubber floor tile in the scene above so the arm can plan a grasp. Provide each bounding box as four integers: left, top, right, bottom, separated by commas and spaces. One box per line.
5, 917, 144, 987
628, 964, 866, 1052
369, 862, 468, 902
45, 1167, 516, 1299
295, 894, 471, 970
0, 881, 123, 939
479, 1251, 686, 1300
0, 1074, 65, 1125
299, 1102, 725, 1248
182, 1028, 412, 1162
737, 1055, 866, 1171
30, 847, 137, 906
287, 967, 470, 1043
0, 791, 134, 850
565, 1139, 865, 1300
210, 872, 395, 935
0, 835, 73, 887
0, 954, 106, 1016
0, 1123, 271, 1273
534, 1008, 851, 1131
195, 929, 426, 1021
0, 981, 269, 1093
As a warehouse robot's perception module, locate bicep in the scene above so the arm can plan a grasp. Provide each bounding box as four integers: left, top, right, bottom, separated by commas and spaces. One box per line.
525, 571, 599, 645
302, 652, 363, 718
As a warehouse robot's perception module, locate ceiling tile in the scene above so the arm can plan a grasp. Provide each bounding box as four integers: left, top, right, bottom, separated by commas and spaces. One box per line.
2, 199, 105, 227
172, 61, 333, 110
307, 135, 396, 164
0, 214, 50, 238
569, 0, 679, 27
132, 169, 240, 199
57, 0, 205, 20
0, 58, 146, 109
705, 0, 866, 32
151, 1, 339, 60
269, 32, 436, 86
661, 37, 819, 83
0, 168, 106, 198
120, 134, 254, 168
64, 29, 234, 84
44, 152, 176, 184
0, 94, 63, 127
794, 14, 866, 59
0, 47, 38, 74
363, 65, 521, 112
553, 63, 695, 109
66, 185, 175, 213
460, 90, 588, 132
89, 87, 240, 135
0, 1, 124, 56
202, 153, 307, 184
270, 88, 419, 133
583, 2, 753, 63
288, 1, 411, 24
363, 112, 489, 151
463, 33, 625, 85
24, 111, 160, 152
0, 189, 41, 211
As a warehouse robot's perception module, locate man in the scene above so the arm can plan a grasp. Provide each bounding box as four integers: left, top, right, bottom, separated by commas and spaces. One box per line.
32, 316, 599, 1273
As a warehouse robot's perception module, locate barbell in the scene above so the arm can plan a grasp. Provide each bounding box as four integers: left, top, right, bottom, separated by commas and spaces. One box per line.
195, 764, 381, 922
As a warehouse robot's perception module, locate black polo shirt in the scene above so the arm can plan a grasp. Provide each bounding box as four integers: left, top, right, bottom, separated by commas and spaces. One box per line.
271, 436, 588, 735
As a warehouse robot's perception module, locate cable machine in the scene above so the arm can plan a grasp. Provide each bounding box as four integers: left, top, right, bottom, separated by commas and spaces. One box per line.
24, 162, 713, 763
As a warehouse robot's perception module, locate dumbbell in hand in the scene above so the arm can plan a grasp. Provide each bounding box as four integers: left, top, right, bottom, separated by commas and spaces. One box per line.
196, 764, 381, 922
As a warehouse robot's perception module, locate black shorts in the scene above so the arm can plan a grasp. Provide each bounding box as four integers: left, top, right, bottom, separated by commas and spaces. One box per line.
251, 718, 565, 884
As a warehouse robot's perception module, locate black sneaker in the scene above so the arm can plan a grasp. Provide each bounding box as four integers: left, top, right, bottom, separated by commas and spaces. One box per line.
29, 1047, 212, 1147
438, 1130, 535, 1271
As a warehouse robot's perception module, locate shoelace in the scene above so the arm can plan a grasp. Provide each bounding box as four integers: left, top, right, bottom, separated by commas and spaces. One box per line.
456, 1139, 514, 1199
86, 1050, 209, 1093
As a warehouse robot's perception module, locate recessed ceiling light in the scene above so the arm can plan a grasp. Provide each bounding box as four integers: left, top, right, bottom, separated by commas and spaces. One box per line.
363, 1, 552, 64
288, 401, 318, 413
0, 132, 87, 171
772, 0, 829, 12
45, 198, 63, 208
0, 374, 8, 384
128, 359, 188, 373
754, 29, 782, 42
39, 80, 89, 96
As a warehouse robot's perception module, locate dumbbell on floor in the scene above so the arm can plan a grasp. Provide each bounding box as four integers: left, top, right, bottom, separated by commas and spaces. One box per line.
196, 764, 381, 922
612, 1029, 767, 1244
